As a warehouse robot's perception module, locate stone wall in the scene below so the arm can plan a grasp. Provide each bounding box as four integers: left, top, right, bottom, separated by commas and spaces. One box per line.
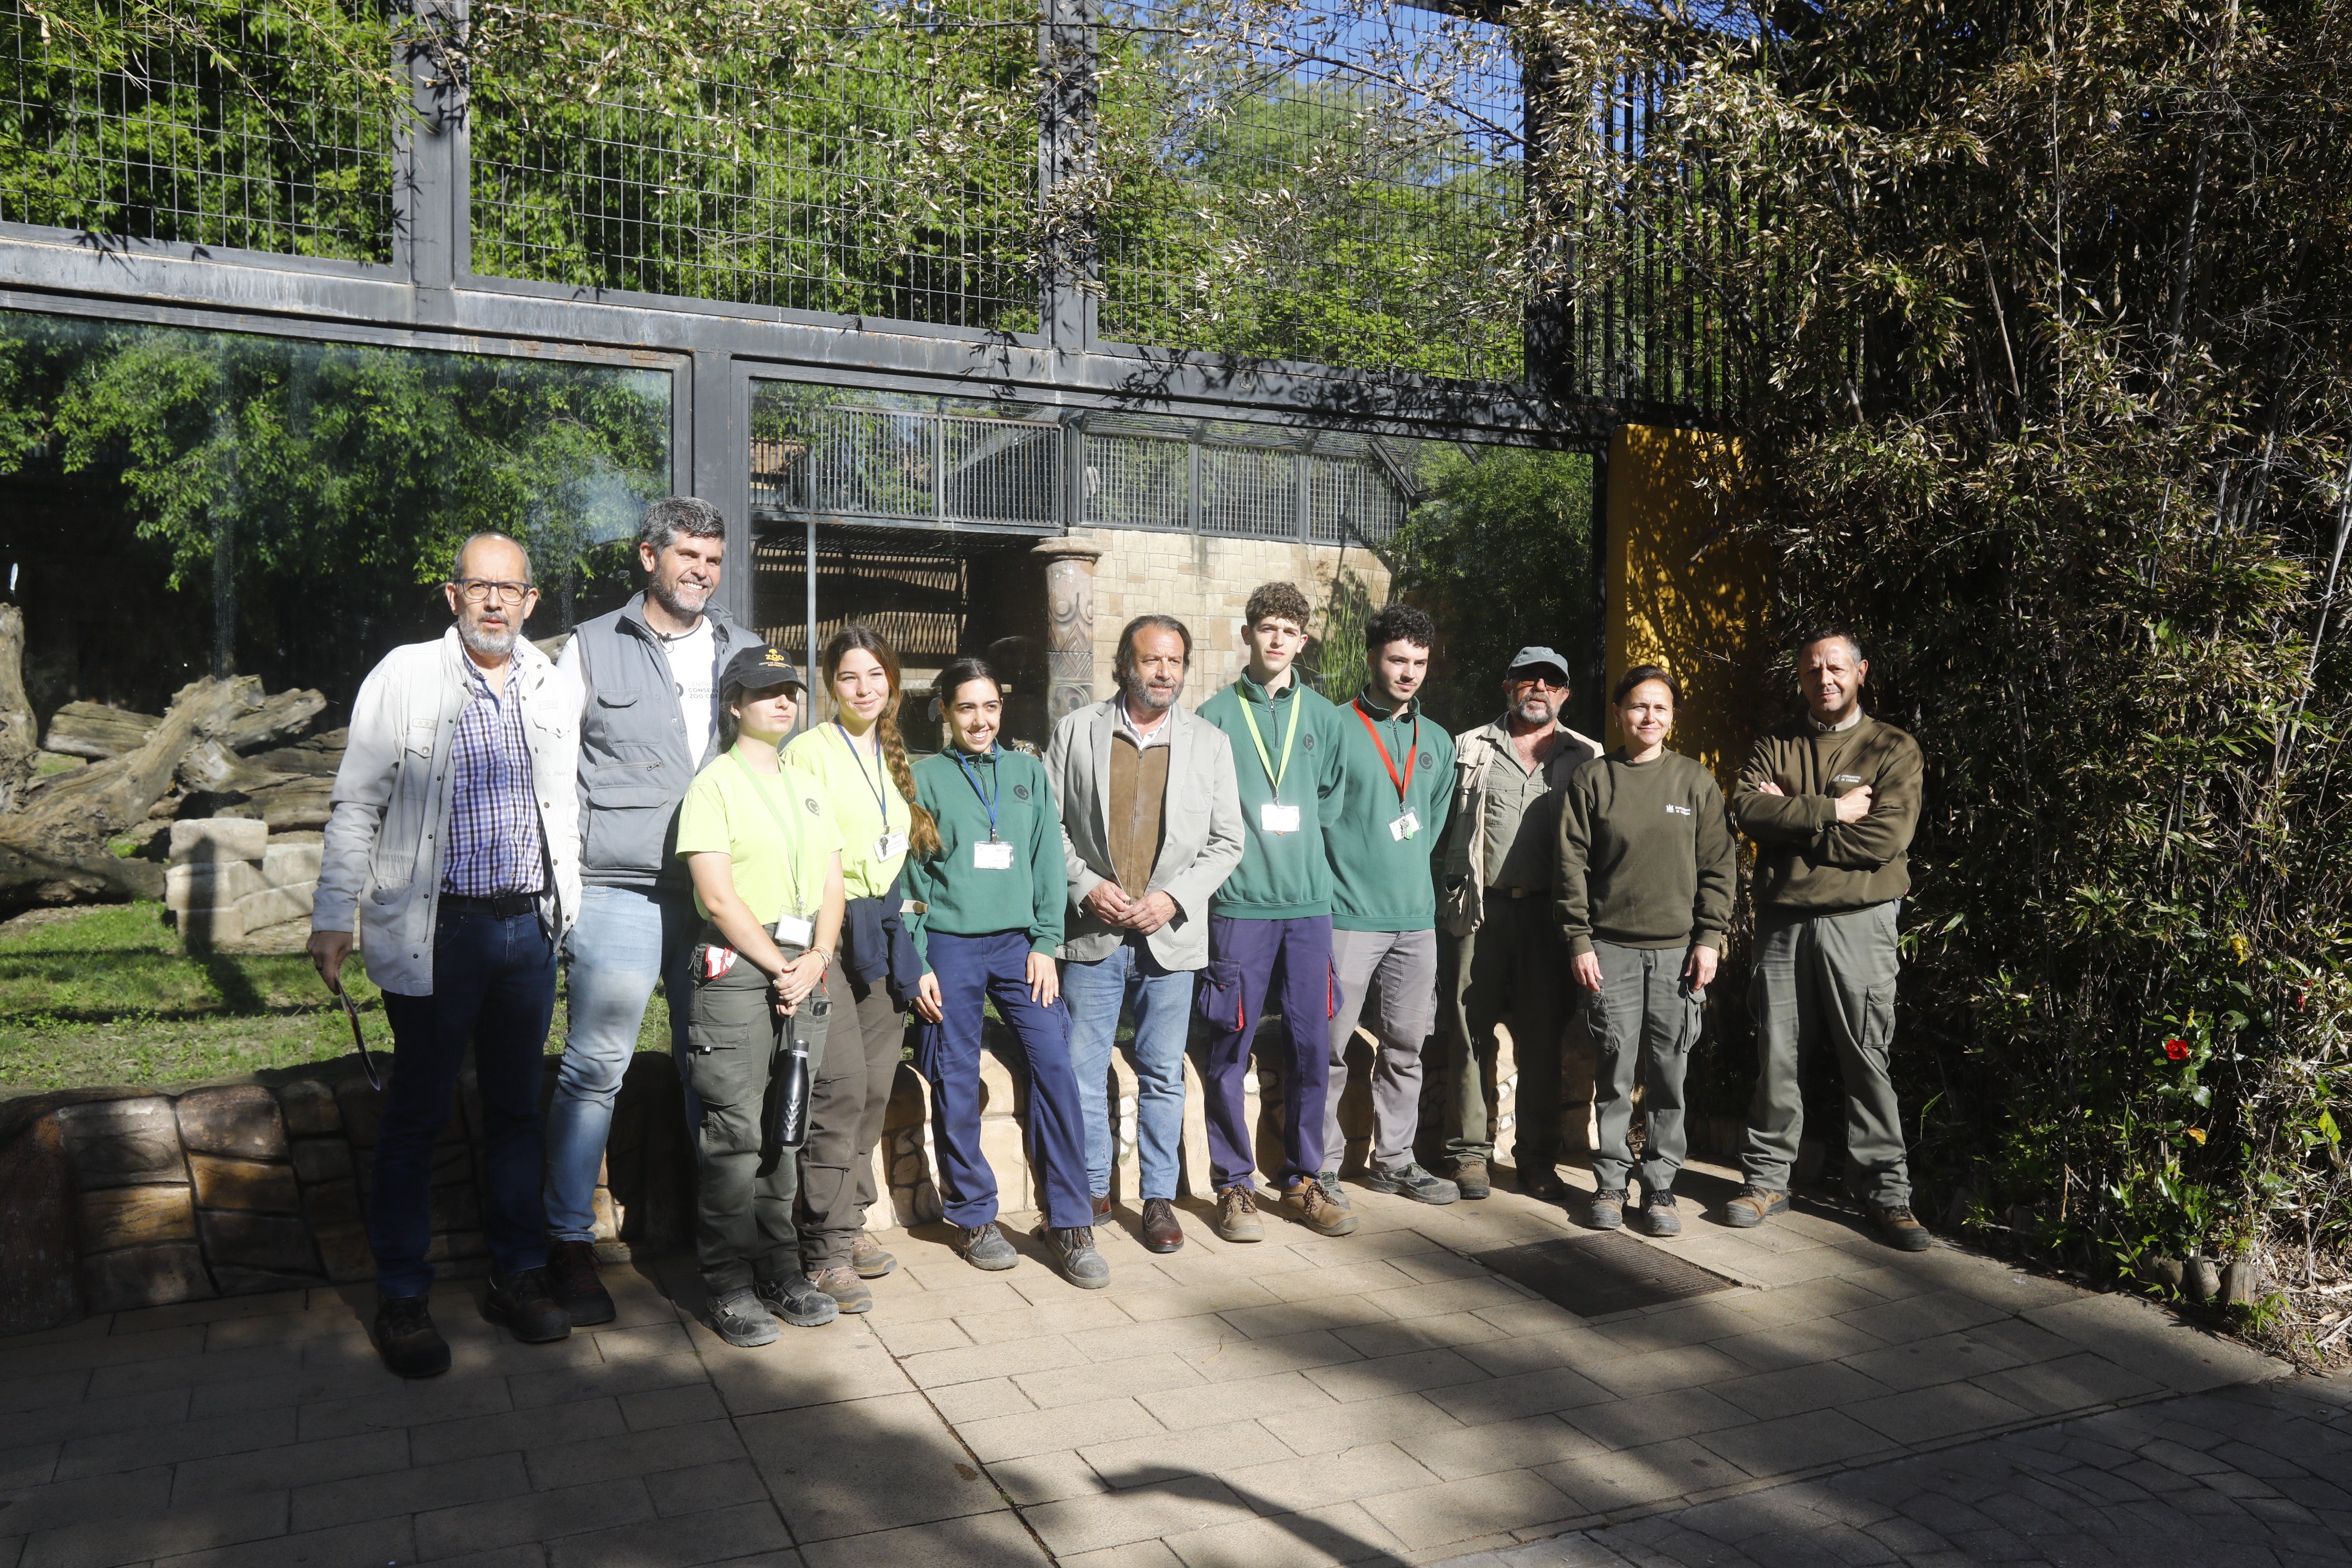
1071, 528, 1391, 707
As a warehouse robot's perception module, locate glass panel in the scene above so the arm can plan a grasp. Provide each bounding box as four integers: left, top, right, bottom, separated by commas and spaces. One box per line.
0, 0, 395, 260
0, 309, 670, 717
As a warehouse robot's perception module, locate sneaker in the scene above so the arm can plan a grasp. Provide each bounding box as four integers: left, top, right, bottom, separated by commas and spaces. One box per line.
1215, 1185, 1266, 1243
1363, 1162, 1459, 1206
1866, 1201, 1933, 1252
1452, 1156, 1491, 1200
757, 1272, 840, 1326
1642, 1191, 1682, 1237
1279, 1178, 1360, 1237
546, 1239, 616, 1327
709, 1287, 781, 1347
1588, 1189, 1628, 1230
808, 1265, 874, 1314
373, 1293, 450, 1379
851, 1231, 899, 1279
959, 1222, 1018, 1271
1724, 1187, 1790, 1228
483, 1267, 572, 1344
1315, 1172, 1354, 1211
1046, 1227, 1110, 1289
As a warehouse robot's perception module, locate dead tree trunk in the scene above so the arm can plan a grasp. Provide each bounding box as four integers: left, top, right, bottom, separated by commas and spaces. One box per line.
0, 606, 35, 815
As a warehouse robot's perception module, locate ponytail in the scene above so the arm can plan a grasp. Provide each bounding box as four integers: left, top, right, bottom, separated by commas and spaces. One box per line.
824, 622, 941, 860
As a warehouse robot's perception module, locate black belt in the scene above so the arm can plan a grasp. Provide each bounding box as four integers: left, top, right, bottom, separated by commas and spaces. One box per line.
440, 890, 543, 919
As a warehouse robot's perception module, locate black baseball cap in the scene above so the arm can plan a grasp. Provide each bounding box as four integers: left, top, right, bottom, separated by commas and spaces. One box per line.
720, 642, 807, 698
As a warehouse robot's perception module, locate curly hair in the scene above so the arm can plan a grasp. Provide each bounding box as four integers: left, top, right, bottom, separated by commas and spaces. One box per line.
1364, 602, 1437, 654
1243, 582, 1312, 631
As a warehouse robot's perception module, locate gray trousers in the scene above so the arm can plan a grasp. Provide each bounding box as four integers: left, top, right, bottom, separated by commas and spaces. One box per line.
1588, 941, 1702, 1195
1741, 901, 1909, 1204
1443, 896, 1570, 1170
1325, 927, 1439, 1173
797, 958, 902, 1271
683, 948, 830, 1295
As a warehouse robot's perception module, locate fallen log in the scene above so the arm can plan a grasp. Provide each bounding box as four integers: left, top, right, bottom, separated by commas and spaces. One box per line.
4, 677, 253, 849
41, 701, 163, 761
0, 607, 36, 814
0, 841, 166, 907
217, 688, 326, 753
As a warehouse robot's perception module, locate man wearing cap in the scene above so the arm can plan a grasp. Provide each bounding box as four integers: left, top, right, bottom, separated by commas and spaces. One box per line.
544, 497, 751, 1327
1434, 646, 1603, 1202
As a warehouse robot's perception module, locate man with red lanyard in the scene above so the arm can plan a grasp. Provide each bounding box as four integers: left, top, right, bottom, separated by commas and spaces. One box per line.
1317, 604, 1461, 1204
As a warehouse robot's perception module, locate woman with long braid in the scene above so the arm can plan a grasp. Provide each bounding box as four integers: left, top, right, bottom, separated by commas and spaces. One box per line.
781, 626, 936, 1311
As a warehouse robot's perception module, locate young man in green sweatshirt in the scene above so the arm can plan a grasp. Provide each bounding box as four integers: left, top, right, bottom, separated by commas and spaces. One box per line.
1194, 583, 1357, 1240
1728, 625, 1930, 1251
1320, 604, 1459, 1204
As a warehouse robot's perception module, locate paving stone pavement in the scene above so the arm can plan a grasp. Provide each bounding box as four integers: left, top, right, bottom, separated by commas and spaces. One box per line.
0, 1155, 2310, 1568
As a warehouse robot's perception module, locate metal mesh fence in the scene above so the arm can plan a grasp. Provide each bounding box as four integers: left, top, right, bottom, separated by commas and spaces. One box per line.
0, 0, 394, 259
467, 2, 1040, 330
751, 403, 1063, 530
1096, 0, 1525, 382
1083, 428, 1191, 532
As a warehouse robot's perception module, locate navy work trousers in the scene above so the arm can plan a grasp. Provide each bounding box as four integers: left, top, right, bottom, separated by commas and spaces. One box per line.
1197, 913, 1335, 1190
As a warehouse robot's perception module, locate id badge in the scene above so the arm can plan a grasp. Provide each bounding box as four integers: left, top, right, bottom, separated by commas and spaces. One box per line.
1260, 801, 1301, 834
973, 840, 1016, 870
875, 831, 908, 861
1388, 809, 1422, 841
775, 915, 815, 949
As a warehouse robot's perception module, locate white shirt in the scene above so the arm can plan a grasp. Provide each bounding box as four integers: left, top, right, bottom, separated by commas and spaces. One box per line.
1117, 698, 1174, 751
659, 617, 718, 763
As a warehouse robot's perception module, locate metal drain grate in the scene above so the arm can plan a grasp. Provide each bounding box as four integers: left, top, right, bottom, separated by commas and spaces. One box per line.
1471, 1233, 1738, 1318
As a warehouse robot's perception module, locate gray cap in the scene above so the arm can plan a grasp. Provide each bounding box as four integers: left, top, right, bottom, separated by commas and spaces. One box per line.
1506, 646, 1572, 683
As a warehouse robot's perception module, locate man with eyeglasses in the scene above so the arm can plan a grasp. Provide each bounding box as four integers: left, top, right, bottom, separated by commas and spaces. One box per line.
543, 497, 749, 1327
1434, 647, 1603, 1203
312, 533, 584, 1378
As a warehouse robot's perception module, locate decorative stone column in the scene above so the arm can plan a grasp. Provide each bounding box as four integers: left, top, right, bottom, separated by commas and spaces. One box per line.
1033, 538, 1104, 723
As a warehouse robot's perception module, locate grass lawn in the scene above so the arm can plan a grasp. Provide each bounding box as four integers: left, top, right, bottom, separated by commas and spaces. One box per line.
0, 902, 674, 1099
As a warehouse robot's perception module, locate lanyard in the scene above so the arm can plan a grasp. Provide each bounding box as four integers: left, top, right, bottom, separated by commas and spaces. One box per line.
833, 721, 897, 825
1353, 699, 1420, 806
952, 747, 1002, 841
729, 749, 813, 917
1236, 684, 1302, 800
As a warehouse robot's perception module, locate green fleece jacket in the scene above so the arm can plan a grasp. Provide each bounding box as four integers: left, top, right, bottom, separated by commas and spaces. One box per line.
1556, 749, 1738, 954
903, 746, 1065, 966
1321, 690, 1456, 933
1731, 713, 1924, 915
1195, 671, 1344, 919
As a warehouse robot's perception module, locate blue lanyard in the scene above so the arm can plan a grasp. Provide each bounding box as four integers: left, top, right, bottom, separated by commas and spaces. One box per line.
834, 721, 894, 821
952, 747, 1002, 841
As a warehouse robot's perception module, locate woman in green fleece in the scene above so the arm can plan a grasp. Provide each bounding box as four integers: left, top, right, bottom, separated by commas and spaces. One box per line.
1556, 665, 1737, 1237
902, 658, 1101, 1288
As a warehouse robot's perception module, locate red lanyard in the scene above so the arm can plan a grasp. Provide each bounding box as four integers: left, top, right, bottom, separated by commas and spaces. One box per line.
1354, 700, 1419, 805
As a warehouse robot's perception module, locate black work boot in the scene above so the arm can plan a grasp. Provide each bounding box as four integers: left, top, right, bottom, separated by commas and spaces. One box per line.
484, 1266, 573, 1344
547, 1239, 616, 1327
374, 1293, 450, 1379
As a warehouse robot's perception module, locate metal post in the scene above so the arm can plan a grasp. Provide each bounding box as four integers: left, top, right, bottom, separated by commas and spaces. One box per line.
1038, 0, 1099, 351
394, 0, 469, 301
803, 517, 818, 731
1583, 439, 1612, 739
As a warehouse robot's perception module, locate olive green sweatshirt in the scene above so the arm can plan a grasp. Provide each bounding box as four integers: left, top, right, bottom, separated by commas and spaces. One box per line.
1730, 713, 1924, 915
903, 746, 1065, 966
1195, 671, 1345, 919
1556, 749, 1738, 954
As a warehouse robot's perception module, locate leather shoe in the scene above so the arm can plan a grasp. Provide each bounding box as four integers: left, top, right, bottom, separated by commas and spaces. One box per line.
1141, 1196, 1184, 1253
1519, 1165, 1569, 1204
1092, 1194, 1113, 1221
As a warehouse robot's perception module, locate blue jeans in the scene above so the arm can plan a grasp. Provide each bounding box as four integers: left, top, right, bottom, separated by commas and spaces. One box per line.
371, 909, 556, 1298
544, 884, 698, 1243
1063, 936, 1197, 1202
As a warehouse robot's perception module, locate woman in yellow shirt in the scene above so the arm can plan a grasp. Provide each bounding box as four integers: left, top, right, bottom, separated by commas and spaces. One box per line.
674, 643, 845, 1348
781, 625, 937, 1312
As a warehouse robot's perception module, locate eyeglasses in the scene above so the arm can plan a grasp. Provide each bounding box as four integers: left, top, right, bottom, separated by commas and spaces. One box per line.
1510, 671, 1569, 690
454, 579, 534, 605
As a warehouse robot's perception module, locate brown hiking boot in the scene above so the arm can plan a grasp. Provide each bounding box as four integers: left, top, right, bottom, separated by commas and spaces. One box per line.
850, 1231, 898, 1279
1215, 1184, 1265, 1243
808, 1265, 874, 1313
1279, 1178, 1360, 1237
1452, 1155, 1491, 1200
1724, 1187, 1790, 1228
1587, 1189, 1627, 1231
1866, 1201, 1934, 1252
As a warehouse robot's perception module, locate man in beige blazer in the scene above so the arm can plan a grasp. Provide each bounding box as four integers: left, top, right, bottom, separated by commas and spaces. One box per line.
1046, 615, 1246, 1252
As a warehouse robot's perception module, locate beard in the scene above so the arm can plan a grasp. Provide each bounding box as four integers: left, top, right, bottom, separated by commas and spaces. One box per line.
1515, 696, 1556, 726
649, 573, 710, 621
459, 617, 518, 658
1130, 677, 1183, 713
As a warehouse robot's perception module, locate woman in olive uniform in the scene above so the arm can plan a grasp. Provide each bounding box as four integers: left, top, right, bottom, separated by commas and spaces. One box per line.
904, 658, 1102, 1289
674, 643, 846, 1346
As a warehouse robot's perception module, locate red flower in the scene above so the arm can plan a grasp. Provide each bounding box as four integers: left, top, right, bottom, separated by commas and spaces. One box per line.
2163, 1038, 2191, 1062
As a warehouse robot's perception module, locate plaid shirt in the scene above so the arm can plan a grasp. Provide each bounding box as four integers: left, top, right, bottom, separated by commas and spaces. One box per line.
441, 658, 546, 898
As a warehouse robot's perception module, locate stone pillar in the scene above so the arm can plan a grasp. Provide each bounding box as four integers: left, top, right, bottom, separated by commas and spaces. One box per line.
1034, 538, 1104, 722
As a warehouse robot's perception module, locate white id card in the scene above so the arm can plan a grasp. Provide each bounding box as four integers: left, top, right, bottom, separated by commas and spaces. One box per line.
1388, 810, 1422, 841
875, 831, 908, 861
774, 915, 815, 948
973, 840, 1016, 870
1260, 801, 1301, 834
